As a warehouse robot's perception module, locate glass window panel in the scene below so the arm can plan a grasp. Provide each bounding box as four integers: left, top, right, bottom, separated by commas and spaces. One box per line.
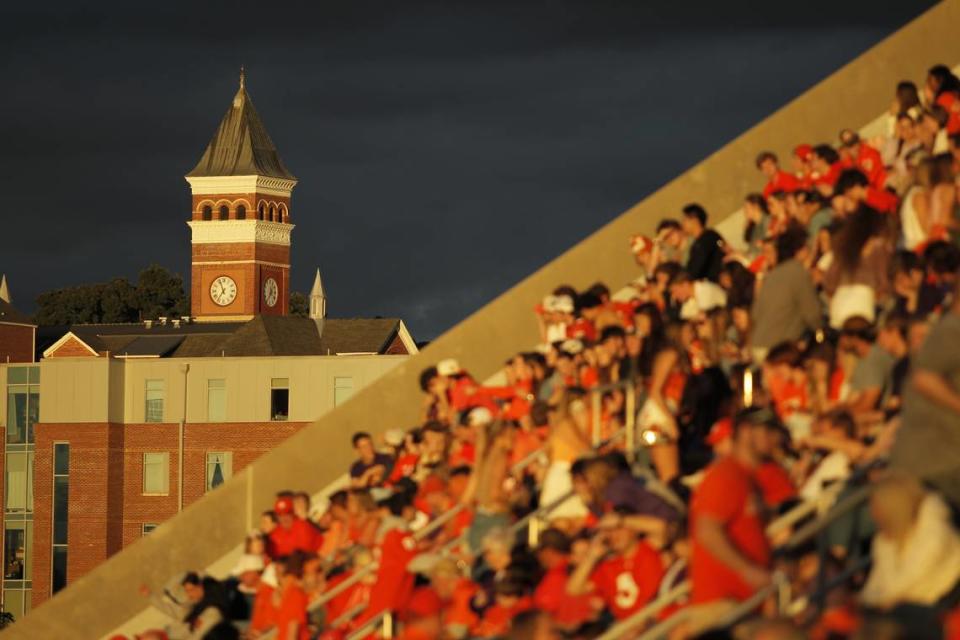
54, 444, 70, 475
145, 379, 164, 423
142, 453, 169, 494
207, 379, 226, 422
5, 454, 27, 512
51, 547, 67, 594
27, 366, 40, 384
205, 452, 232, 492
271, 378, 288, 389
142, 523, 158, 536
27, 390, 38, 443
4, 528, 25, 579
6, 389, 27, 444
7, 368, 27, 385
52, 477, 69, 545
270, 389, 289, 421
4, 589, 24, 619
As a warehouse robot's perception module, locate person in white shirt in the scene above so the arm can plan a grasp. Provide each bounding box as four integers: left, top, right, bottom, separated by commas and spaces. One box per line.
861, 472, 960, 609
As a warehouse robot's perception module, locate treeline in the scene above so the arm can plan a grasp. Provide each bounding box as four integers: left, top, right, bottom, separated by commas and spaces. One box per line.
33, 265, 312, 325
33, 265, 188, 325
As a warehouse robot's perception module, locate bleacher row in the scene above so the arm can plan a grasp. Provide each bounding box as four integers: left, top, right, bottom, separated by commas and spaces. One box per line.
119, 60, 960, 640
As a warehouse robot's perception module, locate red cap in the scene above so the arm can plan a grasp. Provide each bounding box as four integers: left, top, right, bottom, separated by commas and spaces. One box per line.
274, 496, 294, 515
706, 417, 733, 446
630, 234, 654, 255
793, 144, 814, 161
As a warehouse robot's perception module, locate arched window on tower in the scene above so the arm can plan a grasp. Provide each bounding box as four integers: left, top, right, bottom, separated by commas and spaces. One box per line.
257, 203, 265, 220
236, 205, 246, 220
219, 205, 229, 220
279, 204, 288, 222
202, 205, 213, 221
269, 204, 276, 222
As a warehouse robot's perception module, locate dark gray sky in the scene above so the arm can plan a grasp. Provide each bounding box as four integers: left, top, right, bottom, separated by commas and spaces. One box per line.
0, 1, 937, 339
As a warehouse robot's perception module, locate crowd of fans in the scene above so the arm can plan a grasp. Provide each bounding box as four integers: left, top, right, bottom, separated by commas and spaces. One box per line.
124, 63, 960, 640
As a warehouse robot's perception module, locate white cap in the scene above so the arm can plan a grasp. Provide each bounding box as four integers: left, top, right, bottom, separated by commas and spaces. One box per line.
384, 428, 406, 447
437, 358, 462, 376
554, 295, 575, 314
467, 406, 493, 426
561, 339, 584, 355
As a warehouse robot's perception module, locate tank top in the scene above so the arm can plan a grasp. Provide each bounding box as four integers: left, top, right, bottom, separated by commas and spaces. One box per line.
900, 186, 927, 251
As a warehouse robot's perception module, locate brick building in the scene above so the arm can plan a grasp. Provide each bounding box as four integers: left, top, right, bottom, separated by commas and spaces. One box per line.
0, 276, 35, 365
0, 73, 417, 614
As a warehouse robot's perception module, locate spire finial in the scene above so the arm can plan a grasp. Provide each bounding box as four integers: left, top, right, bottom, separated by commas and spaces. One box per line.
239, 65, 246, 90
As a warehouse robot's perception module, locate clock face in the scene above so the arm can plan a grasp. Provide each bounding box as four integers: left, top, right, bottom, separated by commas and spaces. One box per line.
263, 277, 279, 308
209, 276, 238, 306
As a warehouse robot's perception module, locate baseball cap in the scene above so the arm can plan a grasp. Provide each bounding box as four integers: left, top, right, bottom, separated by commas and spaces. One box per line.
466, 406, 493, 427
793, 143, 814, 161
630, 234, 654, 255
274, 496, 294, 515
706, 417, 734, 446
553, 295, 575, 314
560, 339, 584, 355
436, 358, 461, 376
384, 428, 406, 447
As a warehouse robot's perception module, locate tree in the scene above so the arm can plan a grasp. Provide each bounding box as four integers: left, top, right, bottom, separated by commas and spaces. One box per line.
32, 265, 188, 325
289, 291, 309, 318
136, 265, 188, 320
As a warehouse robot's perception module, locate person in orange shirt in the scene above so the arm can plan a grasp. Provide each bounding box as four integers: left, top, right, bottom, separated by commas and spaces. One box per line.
471, 579, 533, 638
274, 554, 311, 640
532, 528, 598, 632
834, 168, 899, 215
689, 407, 779, 604
926, 64, 960, 135
756, 151, 800, 199
268, 496, 323, 560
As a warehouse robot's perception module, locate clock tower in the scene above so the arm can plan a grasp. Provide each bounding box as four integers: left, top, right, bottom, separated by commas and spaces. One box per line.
185, 70, 296, 322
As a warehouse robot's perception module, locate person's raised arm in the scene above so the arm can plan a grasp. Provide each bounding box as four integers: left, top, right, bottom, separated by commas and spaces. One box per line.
566, 534, 606, 596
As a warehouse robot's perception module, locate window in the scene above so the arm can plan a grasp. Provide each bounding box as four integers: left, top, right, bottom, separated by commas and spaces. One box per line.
334, 377, 354, 407
205, 452, 232, 492
279, 204, 287, 222
201, 205, 213, 221
142, 452, 169, 495
207, 379, 226, 422
236, 204, 247, 220
7, 366, 40, 444
4, 529, 24, 579
51, 443, 69, 594
269, 204, 276, 222
142, 523, 158, 536
218, 205, 229, 220
145, 379, 164, 423
257, 203, 265, 220
5, 452, 33, 513
270, 378, 289, 421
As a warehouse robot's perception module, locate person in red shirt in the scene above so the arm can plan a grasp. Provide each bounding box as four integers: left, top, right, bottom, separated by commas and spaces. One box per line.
361, 492, 421, 624
689, 407, 778, 604
268, 496, 322, 560
532, 528, 598, 632
425, 557, 479, 636
397, 586, 444, 640
834, 168, 898, 215
756, 151, 800, 199
838, 129, 887, 189
567, 509, 666, 621
926, 64, 960, 135
471, 580, 534, 638
274, 553, 311, 640
809, 144, 843, 194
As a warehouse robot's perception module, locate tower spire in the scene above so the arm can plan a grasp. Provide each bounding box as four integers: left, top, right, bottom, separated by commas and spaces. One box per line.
0, 274, 10, 304
239, 65, 245, 91
309, 268, 327, 320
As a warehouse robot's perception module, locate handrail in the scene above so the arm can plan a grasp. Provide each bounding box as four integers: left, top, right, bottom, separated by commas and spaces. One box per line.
780, 484, 872, 552
346, 611, 391, 640
632, 573, 786, 640
594, 580, 691, 640
765, 482, 844, 538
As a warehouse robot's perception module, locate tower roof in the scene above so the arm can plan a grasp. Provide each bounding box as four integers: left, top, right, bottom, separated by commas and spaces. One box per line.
187, 69, 296, 180
0, 274, 10, 304
310, 268, 325, 298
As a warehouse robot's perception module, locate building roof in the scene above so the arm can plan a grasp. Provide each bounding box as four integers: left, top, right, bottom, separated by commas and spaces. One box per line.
0, 298, 34, 326
186, 73, 295, 180
41, 316, 411, 359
